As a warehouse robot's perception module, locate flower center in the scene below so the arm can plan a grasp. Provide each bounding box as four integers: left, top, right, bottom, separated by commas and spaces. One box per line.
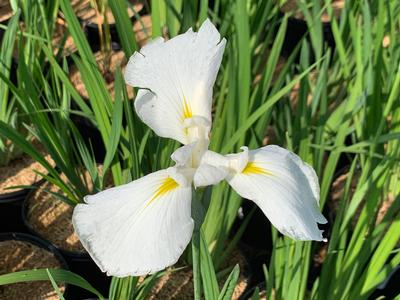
183, 116, 211, 168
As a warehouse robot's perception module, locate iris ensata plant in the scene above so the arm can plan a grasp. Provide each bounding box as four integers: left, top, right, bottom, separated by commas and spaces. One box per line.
72, 19, 327, 277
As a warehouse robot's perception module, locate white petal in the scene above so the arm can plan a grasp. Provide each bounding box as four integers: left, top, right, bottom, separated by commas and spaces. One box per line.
226, 145, 327, 241
134, 89, 188, 144
171, 143, 197, 167
193, 150, 229, 187
193, 163, 228, 188
72, 168, 194, 277
125, 19, 226, 144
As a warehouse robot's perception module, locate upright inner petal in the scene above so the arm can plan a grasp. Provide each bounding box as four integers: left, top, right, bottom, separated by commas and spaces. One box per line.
126, 19, 226, 145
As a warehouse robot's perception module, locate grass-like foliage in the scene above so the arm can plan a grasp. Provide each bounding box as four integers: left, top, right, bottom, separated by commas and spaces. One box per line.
0, 0, 399, 299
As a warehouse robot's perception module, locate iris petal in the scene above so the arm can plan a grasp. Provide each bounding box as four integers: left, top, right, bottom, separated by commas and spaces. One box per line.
227, 145, 327, 241
125, 19, 226, 144
72, 168, 194, 277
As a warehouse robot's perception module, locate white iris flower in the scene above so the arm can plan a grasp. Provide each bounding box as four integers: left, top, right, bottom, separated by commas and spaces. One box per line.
72, 19, 327, 277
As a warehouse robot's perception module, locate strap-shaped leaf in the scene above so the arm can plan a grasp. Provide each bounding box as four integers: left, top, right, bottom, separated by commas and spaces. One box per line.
217, 264, 240, 300
0, 269, 105, 300
200, 230, 219, 300
108, 0, 138, 57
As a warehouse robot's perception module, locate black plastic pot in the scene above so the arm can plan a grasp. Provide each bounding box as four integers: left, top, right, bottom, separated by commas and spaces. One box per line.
85, 25, 122, 52
233, 200, 331, 293
278, 10, 337, 65
369, 265, 400, 299
230, 201, 273, 292
0, 28, 4, 47
21, 191, 110, 299
0, 232, 69, 298
0, 190, 30, 233
63, 253, 110, 300
0, 177, 44, 233
233, 201, 273, 252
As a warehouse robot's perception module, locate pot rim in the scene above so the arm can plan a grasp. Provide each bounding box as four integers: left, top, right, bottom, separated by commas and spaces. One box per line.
22, 187, 89, 259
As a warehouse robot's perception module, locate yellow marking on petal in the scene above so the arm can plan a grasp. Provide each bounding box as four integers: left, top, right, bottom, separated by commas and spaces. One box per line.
145, 177, 179, 208
242, 162, 273, 176
183, 96, 192, 119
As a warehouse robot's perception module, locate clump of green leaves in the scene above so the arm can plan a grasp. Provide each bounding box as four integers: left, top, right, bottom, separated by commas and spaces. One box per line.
0, 0, 399, 299
0, 12, 20, 167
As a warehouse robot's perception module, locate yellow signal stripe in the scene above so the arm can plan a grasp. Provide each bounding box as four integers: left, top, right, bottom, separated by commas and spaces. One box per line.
242, 162, 273, 176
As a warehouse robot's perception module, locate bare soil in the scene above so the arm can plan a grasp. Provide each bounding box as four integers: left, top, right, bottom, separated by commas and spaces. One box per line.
68, 14, 153, 101
280, 0, 344, 22
69, 49, 135, 100
0, 240, 65, 300
133, 15, 152, 47
0, 0, 13, 23
148, 248, 248, 300
26, 168, 112, 253
0, 140, 55, 195
52, 17, 78, 56
26, 173, 84, 253
71, 0, 144, 25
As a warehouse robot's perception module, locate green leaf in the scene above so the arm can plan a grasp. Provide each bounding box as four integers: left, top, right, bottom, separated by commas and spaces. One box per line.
109, 0, 138, 57
0, 10, 20, 122
151, 0, 166, 37
250, 286, 260, 300
192, 231, 201, 300
102, 70, 124, 176
200, 230, 219, 300
217, 264, 240, 300
0, 121, 55, 175
59, 0, 96, 64
221, 60, 321, 153
0, 269, 105, 300
46, 269, 66, 300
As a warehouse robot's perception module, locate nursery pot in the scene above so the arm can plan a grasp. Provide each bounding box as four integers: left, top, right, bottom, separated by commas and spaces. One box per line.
58, 250, 110, 300
369, 265, 400, 299
0, 139, 56, 233
278, 0, 343, 63
281, 16, 336, 61
0, 232, 69, 299
22, 186, 111, 299
0, 188, 35, 233
0, 178, 45, 233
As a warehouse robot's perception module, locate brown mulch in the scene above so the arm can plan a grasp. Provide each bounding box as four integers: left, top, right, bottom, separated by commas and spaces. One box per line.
27, 179, 85, 253
133, 15, 152, 47
148, 248, 249, 300
52, 17, 78, 56
68, 14, 153, 101
0, 240, 65, 300
71, 0, 144, 25
0, 0, 13, 23
26, 168, 112, 253
0, 140, 55, 195
69, 49, 134, 100
280, 0, 345, 22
